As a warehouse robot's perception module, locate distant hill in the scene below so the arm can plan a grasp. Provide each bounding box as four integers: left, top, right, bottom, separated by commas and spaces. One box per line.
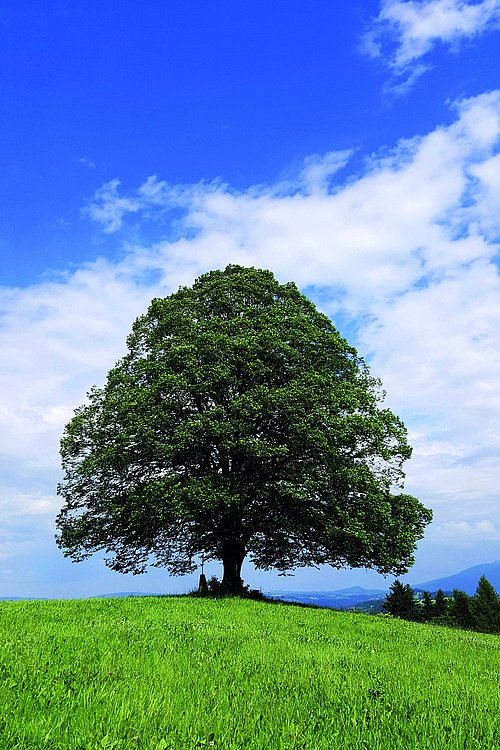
269, 560, 500, 609
414, 560, 500, 596
271, 587, 387, 598
2, 561, 499, 603
268, 587, 387, 610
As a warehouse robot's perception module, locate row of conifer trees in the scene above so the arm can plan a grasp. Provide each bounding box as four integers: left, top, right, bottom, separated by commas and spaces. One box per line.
382, 576, 500, 634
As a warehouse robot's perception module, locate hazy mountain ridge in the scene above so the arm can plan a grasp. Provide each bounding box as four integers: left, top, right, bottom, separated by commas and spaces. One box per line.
269, 560, 500, 609
1, 561, 499, 602
413, 560, 500, 596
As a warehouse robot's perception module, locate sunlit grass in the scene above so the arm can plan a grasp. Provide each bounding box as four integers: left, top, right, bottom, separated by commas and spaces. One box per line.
0, 597, 498, 749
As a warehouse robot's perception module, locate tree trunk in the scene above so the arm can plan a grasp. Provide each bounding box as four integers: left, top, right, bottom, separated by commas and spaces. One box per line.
221, 542, 246, 595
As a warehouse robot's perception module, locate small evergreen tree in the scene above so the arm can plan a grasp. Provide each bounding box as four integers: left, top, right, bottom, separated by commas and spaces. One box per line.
421, 590, 435, 621
451, 589, 473, 629
434, 589, 449, 620
470, 576, 500, 634
382, 580, 417, 620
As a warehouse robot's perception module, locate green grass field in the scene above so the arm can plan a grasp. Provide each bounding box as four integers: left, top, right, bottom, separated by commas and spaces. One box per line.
0, 596, 498, 749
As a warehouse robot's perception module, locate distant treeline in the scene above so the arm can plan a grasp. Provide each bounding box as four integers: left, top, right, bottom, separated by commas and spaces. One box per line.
382, 576, 500, 634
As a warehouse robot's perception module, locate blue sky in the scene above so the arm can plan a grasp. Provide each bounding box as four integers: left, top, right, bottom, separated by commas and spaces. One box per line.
1, 0, 500, 598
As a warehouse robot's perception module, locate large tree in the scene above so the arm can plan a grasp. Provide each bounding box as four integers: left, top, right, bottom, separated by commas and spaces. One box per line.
56, 265, 432, 593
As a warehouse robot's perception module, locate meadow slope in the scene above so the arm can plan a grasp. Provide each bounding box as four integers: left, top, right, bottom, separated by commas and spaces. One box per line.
0, 597, 498, 749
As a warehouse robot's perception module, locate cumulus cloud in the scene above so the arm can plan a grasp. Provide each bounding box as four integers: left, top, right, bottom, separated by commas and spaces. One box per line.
439, 519, 500, 542
299, 150, 353, 194
1, 91, 500, 572
86, 175, 203, 233
363, 0, 500, 88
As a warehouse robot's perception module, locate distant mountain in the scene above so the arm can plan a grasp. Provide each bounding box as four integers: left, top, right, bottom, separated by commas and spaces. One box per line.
414, 560, 500, 596
269, 560, 500, 609
329, 586, 387, 596
267, 587, 387, 610
3, 561, 498, 603
271, 587, 387, 597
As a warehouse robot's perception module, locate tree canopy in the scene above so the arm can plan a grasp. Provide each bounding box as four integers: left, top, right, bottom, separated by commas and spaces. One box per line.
56, 265, 432, 593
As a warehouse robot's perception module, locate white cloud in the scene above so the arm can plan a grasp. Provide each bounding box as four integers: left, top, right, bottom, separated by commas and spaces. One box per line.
0, 488, 61, 561
363, 0, 500, 87
439, 519, 500, 541
86, 175, 203, 233
77, 157, 96, 169
299, 150, 353, 194
85, 178, 142, 232
0, 489, 60, 519
2, 91, 500, 585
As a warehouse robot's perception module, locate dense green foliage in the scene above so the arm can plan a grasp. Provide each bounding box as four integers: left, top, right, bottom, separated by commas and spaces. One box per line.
382, 575, 500, 633
56, 265, 431, 591
0, 597, 498, 750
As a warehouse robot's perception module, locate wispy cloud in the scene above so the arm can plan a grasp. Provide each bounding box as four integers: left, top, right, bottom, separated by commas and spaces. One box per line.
363, 0, 500, 89
76, 157, 96, 169
2, 92, 500, 575
86, 175, 202, 233
439, 519, 500, 542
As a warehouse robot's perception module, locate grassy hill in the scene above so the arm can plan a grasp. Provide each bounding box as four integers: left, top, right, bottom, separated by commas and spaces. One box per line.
0, 597, 498, 750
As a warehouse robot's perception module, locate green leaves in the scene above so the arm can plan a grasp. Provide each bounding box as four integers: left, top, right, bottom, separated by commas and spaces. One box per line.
56, 265, 432, 583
